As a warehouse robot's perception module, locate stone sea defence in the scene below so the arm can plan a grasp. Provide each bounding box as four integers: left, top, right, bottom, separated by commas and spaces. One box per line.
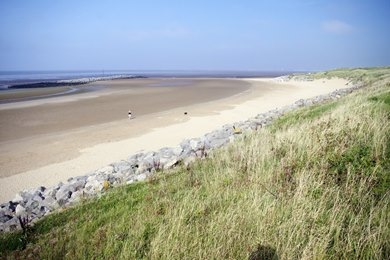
0, 79, 364, 233
8, 75, 145, 89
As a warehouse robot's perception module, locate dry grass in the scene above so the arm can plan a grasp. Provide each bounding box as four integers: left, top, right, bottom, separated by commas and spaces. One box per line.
1, 68, 389, 259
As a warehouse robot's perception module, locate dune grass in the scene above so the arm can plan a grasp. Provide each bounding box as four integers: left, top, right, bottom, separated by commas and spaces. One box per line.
1, 68, 389, 259
305, 66, 390, 84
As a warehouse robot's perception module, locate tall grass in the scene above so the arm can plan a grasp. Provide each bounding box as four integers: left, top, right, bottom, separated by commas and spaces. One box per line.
1, 68, 389, 259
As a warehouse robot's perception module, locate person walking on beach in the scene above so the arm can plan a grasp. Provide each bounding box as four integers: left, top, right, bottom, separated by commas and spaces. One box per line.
128, 110, 132, 120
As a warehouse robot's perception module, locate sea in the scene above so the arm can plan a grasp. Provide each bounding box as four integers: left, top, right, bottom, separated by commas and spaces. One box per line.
0, 70, 296, 89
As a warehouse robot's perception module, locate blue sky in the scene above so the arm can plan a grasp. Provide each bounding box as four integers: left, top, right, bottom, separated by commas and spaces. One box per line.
0, 0, 389, 71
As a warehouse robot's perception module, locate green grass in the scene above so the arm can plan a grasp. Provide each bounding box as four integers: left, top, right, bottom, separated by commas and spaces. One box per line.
369, 91, 390, 107
291, 66, 390, 85
1, 67, 390, 259
270, 101, 339, 132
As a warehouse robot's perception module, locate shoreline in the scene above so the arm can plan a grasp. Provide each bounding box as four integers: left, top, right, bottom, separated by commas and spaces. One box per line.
0, 78, 250, 178
0, 77, 350, 203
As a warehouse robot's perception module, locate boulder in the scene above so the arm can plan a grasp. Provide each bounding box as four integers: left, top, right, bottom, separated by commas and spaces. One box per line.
69, 179, 86, 192
4, 217, 19, 232
12, 191, 34, 205
40, 196, 59, 211
97, 165, 114, 175
43, 187, 58, 200
180, 139, 192, 157
84, 179, 103, 195
127, 152, 145, 167
54, 179, 84, 206
68, 190, 84, 204
25, 200, 39, 211
160, 156, 179, 170
0, 210, 12, 223
30, 205, 48, 218
158, 147, 182, 169
209, 138, 229, 149
15, 204, 26, 217
189, 138, 204, 152
136, 152, 159, 173
111, 160, 132, 174
295, 99, 305, 107
2, 201, 17, 213
55, 185, 72, 206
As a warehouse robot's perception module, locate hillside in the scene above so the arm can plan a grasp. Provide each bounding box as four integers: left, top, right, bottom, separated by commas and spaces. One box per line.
1, 67, 389, 259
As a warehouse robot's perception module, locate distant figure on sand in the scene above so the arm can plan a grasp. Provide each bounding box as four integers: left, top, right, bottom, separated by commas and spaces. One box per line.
128, 110, 132, 120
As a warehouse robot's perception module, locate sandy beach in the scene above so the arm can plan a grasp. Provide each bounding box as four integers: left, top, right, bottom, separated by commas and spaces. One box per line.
0, 77, 349, 202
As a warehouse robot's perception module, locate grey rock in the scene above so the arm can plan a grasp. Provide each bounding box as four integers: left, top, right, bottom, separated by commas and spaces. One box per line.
305, 99, 314, 106
30, 205, 48, 218
136, 152, 159, 173
97, 165, 114, 175
248, 122, 258, 130
25, 200, 39, 211
2, 201, 17, 213
172, 146, 183, 156
12, 191, 34, 205
69, 179, 86, 192
195, 150, 205, 158
4, 217, 19, 232
127, 152, 145, 167
75, 175, 88, 182
180, 139, 192, 157
39, 186, 46, 192
111, 160, 132, 174
208, 137, 229, 149
68, 190, 84, 204
158, 147, 173, 157
295, 99, 305, 107
55, 185, 73, 205
160, 156, 179, 170
15, 204, 26, 217
203, 130, 230, 149
144, 151, 160, 166
158, 146, 182, 169
0, 210, 12, 223
43, 187, 58, 200
189, 138, 204, 151
40, 196, 59, 210
84, 177, 105, 195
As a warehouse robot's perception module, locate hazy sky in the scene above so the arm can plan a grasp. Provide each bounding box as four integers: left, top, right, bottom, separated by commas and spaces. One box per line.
0, 0, 389, 71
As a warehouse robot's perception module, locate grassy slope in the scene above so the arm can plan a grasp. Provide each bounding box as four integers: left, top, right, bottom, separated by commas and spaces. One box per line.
1, 68, 389, 259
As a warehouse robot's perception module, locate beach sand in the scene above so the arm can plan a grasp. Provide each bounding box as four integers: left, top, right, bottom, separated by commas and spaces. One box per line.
0, 77, 349, 202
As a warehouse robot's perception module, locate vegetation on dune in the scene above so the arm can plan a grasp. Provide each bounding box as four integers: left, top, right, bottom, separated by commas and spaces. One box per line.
1, 67, 389, 259
306, 66, 390, 84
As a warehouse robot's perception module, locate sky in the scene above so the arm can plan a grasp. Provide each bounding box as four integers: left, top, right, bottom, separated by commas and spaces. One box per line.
0, 0, 389, 71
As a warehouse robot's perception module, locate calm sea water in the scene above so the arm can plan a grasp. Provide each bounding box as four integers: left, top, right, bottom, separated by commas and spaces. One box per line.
0, 70, 296, 89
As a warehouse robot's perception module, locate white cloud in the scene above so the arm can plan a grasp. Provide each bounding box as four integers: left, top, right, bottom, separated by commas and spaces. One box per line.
322, 20, 354, 34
